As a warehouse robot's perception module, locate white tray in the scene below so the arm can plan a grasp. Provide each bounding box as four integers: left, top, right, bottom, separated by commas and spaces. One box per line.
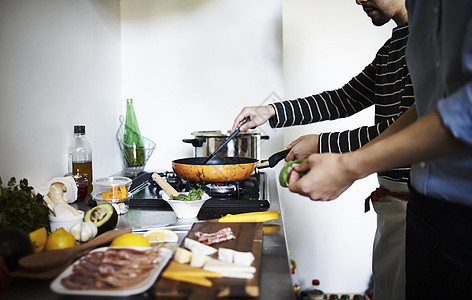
50, 246, 172, 297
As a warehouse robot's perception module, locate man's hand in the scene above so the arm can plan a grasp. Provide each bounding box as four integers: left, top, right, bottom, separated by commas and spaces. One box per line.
285, 134, 319, 161
287, 153, 359, 201
231, 105, 275, 133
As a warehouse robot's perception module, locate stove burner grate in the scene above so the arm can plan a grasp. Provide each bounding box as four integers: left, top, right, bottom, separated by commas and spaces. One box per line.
121, 171, 269, 214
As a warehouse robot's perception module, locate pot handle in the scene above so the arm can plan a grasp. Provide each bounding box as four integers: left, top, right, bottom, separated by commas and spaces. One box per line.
182, 138, 204, 147
257, 148, 290, 169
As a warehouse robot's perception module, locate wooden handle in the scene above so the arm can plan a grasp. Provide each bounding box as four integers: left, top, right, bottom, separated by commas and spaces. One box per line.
218, 210, 281, 223
19, 228, 132, 271
152, 173, 180, 197
75, 228, 131, 252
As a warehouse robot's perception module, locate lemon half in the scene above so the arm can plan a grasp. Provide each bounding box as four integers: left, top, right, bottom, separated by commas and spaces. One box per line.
143, 229, 178, 243
29, 227, 47, 253
110, 233, 151, 247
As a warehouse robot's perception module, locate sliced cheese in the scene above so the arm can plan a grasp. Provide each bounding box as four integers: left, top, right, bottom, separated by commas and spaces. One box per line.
203, 258, 256, 275
184, 238, 217, 255
163, 261, 222, 278
174, 247, 192, 264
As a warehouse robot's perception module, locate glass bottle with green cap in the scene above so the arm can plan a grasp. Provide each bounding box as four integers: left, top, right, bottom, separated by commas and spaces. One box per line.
123, 98, 145, 167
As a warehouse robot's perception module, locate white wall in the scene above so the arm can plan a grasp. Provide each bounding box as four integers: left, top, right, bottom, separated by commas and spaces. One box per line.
0, 0, 396, 294
0, 0, 122, 187
282, 0, 395, 293
120, 0, 284, 170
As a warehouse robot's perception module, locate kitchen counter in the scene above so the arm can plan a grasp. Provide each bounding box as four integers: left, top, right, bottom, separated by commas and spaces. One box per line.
4, 170, 296, 299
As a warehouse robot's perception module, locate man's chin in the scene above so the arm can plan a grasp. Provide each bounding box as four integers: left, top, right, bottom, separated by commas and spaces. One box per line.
371, 17, 391, 26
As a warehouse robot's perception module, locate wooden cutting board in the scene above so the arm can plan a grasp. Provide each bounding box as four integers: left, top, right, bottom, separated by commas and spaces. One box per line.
153, 222, 263, 299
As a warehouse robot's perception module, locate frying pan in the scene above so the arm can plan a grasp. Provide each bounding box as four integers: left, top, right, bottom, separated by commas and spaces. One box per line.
172, 149, 290, 183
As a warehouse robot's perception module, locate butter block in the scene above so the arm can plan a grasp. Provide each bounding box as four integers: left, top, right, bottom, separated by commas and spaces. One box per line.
190, 253, 209, 268
234, 251, 255, 266
184, 238, 217, 256
174, 247, 192, 264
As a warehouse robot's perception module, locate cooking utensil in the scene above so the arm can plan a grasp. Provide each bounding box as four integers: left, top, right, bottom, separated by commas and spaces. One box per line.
172, 148, 290, 183
11, 263, 71, 279
217, 210, 280, 223
132, 210, 281, 233
151, 172, 179, 197
201, 119, 250, 165
183, 130, 269, 159
18, 228, 131, 271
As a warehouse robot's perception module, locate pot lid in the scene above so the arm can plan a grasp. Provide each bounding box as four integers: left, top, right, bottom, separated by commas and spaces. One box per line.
191, 130, 262, 137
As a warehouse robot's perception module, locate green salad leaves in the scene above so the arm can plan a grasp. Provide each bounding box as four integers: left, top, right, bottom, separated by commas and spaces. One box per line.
171, 188, 205, 201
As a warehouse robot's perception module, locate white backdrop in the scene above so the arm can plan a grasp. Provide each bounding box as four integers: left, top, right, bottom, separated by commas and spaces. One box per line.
281, 0, 395, 293
120, 0, 284, 171
0, 0, 395, 294
0, 0, 122, 185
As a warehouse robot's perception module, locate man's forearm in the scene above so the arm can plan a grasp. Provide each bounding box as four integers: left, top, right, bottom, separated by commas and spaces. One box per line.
348, 108, 466, 179
367, 105, 418, 146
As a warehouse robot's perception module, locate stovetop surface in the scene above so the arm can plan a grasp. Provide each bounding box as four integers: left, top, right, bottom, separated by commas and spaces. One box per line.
90, 171, 270, 220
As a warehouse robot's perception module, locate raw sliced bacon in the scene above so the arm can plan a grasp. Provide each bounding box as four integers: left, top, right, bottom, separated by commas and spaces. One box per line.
96, 269, 150, 289
61, 247, 163, 291
194, 227, 236, 245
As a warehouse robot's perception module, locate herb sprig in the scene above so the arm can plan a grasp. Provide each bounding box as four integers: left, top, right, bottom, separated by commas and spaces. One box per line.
0, 177, 50, 233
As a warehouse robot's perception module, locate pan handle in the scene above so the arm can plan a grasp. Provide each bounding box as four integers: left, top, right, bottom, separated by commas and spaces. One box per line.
257, 148, 291, 169
182, 138, 204, 147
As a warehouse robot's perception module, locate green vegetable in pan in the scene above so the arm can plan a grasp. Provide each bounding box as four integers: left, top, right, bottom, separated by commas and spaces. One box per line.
279, 159, 305, 187
171, 188, 205, 201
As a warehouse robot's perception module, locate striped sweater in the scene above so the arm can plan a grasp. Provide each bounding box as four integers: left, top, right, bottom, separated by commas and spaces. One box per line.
269, 23, 414, 183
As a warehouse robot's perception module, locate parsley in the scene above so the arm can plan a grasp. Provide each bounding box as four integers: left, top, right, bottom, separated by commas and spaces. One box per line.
0, 177, 50, 233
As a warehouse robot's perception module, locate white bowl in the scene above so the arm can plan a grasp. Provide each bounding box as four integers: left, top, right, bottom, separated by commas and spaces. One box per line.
162, 192, 211, 219
49, 210, 84, 233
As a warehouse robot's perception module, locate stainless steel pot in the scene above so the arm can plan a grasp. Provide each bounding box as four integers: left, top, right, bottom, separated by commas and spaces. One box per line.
182, 131, 269, 159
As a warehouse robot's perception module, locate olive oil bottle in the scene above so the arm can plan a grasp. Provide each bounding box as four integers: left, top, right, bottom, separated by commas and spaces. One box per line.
68, 125, 93, 195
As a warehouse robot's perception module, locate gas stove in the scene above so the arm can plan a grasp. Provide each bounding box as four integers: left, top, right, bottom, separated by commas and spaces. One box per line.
124, 171, 270, 219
